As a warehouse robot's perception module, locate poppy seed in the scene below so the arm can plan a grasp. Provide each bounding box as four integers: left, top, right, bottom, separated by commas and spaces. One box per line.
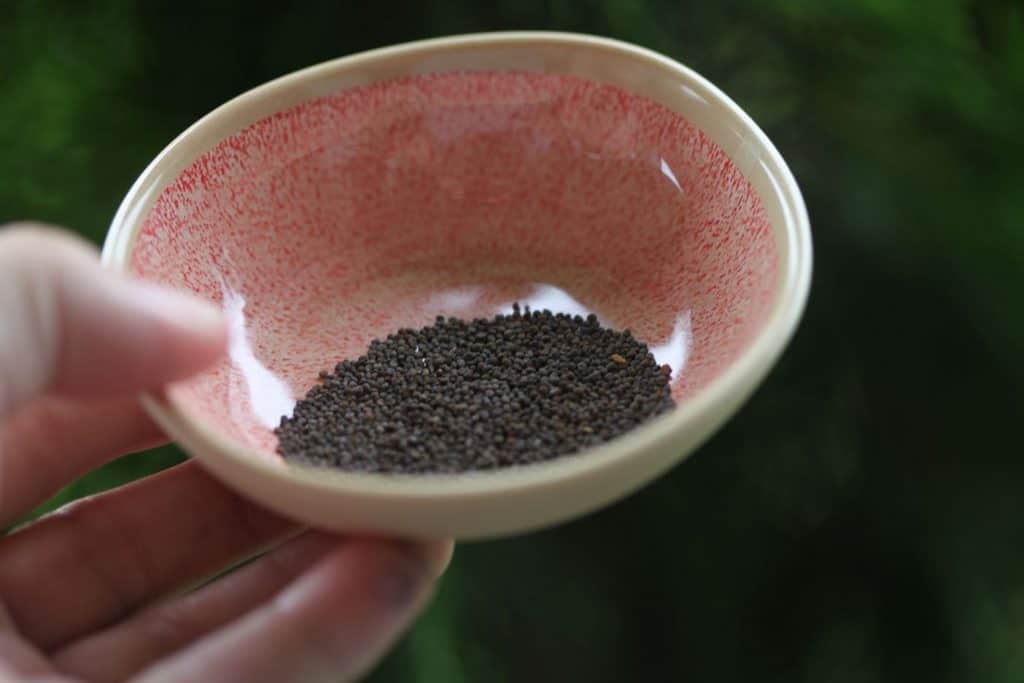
275, 308, 675, 474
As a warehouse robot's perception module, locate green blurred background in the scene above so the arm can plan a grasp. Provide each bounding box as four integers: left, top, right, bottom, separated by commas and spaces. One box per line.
3, 1, 1023, 681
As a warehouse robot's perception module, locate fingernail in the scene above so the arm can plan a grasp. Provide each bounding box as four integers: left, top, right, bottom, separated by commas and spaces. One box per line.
373, 541, 449, 608
375, 557, 425, 608
424, 540, 455, 579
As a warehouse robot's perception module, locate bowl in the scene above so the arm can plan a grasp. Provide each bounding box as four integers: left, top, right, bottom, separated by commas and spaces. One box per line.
103, 32, 811, 540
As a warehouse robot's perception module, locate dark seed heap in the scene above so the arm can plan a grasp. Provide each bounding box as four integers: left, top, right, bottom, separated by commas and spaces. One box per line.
275, 306, 675, 474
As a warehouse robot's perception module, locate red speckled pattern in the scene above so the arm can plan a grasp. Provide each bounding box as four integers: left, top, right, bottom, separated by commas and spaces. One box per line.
128, 72, 776, 461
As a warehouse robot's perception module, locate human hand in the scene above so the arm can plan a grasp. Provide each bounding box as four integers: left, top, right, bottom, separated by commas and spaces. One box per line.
0, 224, 452, 682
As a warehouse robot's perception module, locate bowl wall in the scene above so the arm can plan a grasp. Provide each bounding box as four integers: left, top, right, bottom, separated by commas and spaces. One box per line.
103, 33, 811, 539
126, 71, 776, 459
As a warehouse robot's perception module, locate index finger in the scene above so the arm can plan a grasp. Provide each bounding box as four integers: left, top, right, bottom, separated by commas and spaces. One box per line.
0, 224, 226, 523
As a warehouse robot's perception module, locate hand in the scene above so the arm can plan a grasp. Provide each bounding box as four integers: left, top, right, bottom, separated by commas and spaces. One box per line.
0, 224, 452, 682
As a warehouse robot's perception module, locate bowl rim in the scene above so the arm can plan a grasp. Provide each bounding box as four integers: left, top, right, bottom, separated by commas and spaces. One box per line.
103, 30, 812, 501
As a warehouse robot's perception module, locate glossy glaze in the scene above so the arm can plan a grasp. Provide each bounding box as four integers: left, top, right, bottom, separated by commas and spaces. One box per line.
127, 72, 775, 462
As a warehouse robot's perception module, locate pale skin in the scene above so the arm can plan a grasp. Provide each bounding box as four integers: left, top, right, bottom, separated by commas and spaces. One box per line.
0, 224, 453, 682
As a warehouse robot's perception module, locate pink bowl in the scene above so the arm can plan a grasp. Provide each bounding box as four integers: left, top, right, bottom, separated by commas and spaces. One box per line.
103, 33, 811, 539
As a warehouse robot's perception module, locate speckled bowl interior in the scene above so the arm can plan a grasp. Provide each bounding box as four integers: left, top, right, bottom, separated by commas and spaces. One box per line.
104, 33, 810, 539
127, 70, 775, 456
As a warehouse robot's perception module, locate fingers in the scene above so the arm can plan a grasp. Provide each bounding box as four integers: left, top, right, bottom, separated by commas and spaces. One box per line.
0, 462, 296, 650
53, 532, 344, 682
0, 396, 165, 527
0, 604, 54, 679
0, 224, 227, 416
133, 538, 451, 683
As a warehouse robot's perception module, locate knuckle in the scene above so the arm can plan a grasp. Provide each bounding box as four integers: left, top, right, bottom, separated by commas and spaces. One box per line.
12, 399, 76, 445
139, 602, 198, 651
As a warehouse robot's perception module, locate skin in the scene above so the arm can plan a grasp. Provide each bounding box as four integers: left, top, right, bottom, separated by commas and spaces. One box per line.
0, 224, 453, 683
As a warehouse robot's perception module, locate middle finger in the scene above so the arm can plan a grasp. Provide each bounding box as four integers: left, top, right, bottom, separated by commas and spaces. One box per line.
0, 395, 166, 527
0, 461, 296, 650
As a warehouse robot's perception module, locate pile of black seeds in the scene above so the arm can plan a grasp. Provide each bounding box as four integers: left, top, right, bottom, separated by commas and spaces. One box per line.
275, 306, 675, 474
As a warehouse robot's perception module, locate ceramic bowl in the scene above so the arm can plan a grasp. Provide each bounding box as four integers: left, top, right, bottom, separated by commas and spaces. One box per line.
103, 32, 811, 540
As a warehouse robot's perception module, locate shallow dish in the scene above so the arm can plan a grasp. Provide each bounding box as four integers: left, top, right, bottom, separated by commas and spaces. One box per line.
103, 32, 811, 540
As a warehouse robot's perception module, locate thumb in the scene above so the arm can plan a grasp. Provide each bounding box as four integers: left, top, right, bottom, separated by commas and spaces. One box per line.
0, 224, 227, 416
